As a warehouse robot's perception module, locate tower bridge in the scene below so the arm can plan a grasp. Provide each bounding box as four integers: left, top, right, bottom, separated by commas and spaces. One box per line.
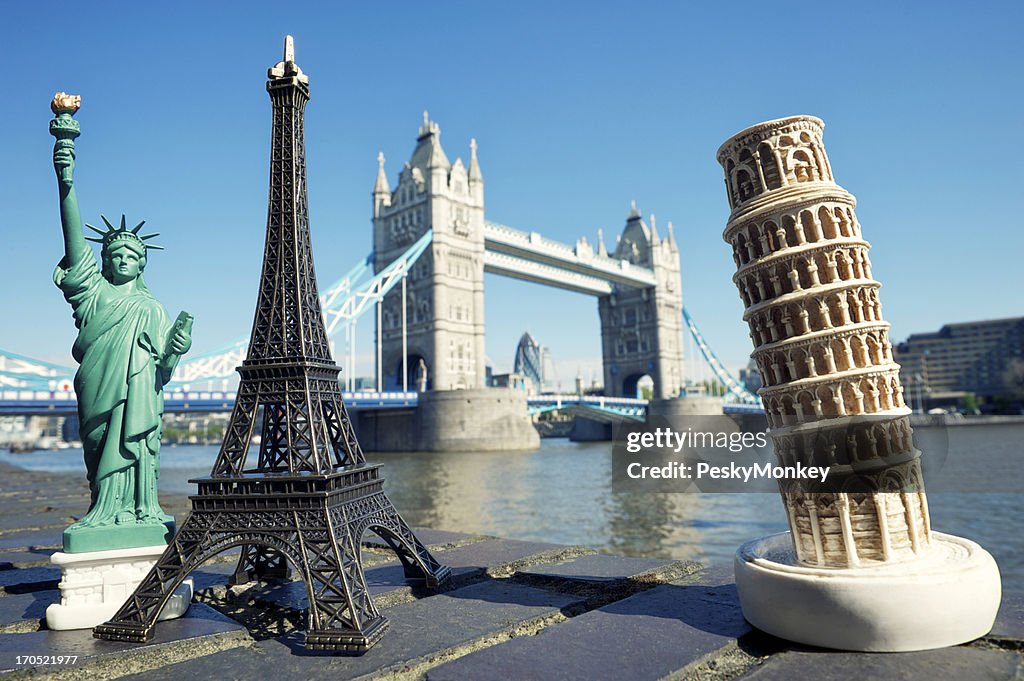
1, 116, 761, 428
373, 114, 685, 400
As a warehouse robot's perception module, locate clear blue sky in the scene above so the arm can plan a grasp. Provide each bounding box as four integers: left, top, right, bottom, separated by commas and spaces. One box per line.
2, 1, 1022, 386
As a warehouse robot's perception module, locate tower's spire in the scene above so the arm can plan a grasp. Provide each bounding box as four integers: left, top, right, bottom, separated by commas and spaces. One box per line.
411, 110, 450, 170
650, 214, 661, 245
268, 34, 308, 83
597, 228, 608, 257
629, 199, 641, 219
418, 110, 439, 139
468, 138, 483, 183
374, 151, 390, 196
667, 220, 677, 248
245, 33, 324, 374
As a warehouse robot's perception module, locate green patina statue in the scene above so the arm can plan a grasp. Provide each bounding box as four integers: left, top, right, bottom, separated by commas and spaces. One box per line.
50, 93, 193, 553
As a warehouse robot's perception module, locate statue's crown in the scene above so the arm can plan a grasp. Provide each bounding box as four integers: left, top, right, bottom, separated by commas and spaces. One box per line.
85, 215, 163, 254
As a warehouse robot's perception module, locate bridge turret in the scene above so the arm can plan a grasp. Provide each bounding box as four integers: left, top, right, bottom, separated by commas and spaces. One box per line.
599, 204, 684, 399
614, 206, 653, 266
373, 151, 391, 219
410, 111, 451, 192
373, 114, 486, 391
468, 138, 483, 199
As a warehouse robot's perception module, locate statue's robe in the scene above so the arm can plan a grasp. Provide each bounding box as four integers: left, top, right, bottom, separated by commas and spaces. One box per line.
55, 249, 172, 526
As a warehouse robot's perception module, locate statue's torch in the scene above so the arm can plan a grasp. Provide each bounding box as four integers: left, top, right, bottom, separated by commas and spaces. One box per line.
49, 92, 81, 187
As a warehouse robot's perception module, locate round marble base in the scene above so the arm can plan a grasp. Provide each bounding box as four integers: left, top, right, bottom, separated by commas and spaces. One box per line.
45, 545, 193, 631
734, 531, 1001, 652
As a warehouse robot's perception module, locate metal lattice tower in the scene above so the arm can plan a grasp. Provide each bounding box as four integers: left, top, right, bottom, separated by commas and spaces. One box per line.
94, 37, 450, 653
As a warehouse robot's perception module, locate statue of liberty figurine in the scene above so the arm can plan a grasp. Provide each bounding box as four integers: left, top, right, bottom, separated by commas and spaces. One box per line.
49, 92, 193, 553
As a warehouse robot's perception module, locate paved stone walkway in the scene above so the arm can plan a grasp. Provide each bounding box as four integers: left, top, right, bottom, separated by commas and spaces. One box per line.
0, 462, 1020, 680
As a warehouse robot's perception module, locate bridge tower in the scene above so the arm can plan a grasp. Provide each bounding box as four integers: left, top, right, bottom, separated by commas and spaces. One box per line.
598, 206, 684, 399
373, 115, 485, 390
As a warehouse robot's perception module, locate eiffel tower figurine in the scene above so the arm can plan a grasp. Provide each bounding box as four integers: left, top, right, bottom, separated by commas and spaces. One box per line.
94, 36, 451, 653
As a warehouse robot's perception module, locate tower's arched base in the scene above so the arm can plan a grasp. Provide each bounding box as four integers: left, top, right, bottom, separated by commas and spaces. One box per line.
734, 531, 1001, 651
92, 464, 450, 653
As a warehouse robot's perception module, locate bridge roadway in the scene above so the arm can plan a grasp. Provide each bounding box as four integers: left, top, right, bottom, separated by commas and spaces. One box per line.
0, 390, 762, 417
1, 221, 762, 407
483, 221, 656, 296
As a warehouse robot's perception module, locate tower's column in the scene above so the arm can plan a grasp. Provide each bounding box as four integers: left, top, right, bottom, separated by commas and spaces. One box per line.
716, 115, 1000, 651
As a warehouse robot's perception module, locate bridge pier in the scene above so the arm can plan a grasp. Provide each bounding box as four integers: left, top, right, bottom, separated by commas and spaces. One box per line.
646, 396, 724, 421
567, 417, 612, 442
353, 388, 539, 452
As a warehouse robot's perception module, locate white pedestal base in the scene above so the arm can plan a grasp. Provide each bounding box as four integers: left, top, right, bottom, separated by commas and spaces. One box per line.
45, 545, 193, 631
734, 531, 1001, 652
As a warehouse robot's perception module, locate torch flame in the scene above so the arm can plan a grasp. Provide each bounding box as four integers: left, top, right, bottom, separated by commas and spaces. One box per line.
51, 92, 81, 115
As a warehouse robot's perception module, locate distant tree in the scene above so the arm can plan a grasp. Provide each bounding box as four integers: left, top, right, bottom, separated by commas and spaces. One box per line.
698, 380, 727, 397
960, 392, 979, 415
1003, 359, 1024, 399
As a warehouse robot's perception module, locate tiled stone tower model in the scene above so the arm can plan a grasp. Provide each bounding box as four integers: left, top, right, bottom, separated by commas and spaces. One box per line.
717, 116, 1000, 652
372, 115, 485, 391
717, 115, 928, 567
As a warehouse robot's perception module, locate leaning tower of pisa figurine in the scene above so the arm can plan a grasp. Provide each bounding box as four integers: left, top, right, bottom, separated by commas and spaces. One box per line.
717, 116, 1000, 651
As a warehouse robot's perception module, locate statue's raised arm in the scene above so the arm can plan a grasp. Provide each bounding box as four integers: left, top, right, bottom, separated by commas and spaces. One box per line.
50, 92, 87, 268
47, 91, 193, 553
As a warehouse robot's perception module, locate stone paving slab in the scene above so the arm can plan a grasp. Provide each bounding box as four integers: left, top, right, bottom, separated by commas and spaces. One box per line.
988, 590, 1023, 641
189, 563, 243, 593
428, 537, 575, 573
0, 590, 54, 628
0, 528, 63, 551
0, 565, 59, 594
131, 580, 584, 681
8, 496, 91, 512
250, 537, 574, 612
517, 553, 681, 583
427, 566, 751, 681
0, 468, 84, 495
241, 538, 559, 613
0, 548, 56, 569
0, 602, 249, 675
250, 561, 483, 613
0, 511, 74, 532
361, 527, 480, 549
737, 647, 1022, 681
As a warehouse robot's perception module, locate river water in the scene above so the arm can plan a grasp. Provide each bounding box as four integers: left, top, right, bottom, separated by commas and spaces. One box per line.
2, 424, 1020, 592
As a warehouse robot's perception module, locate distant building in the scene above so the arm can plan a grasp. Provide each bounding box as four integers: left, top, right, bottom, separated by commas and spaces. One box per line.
513, 332, 555, 394
893, 317, 1024, 406
738, 358, 763, 395
490, 372, 532, 392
